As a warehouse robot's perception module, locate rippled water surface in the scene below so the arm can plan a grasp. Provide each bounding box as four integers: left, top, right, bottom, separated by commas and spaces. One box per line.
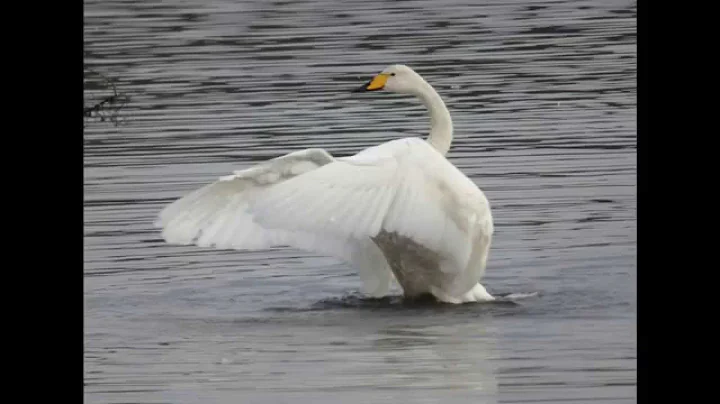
84, 0, 636, 402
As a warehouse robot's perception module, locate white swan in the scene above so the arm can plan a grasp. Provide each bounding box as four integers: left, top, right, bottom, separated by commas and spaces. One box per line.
156, 64, 495, 304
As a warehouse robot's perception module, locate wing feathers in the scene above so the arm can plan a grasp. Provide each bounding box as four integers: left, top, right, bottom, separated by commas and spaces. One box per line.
156, 138, 492, 296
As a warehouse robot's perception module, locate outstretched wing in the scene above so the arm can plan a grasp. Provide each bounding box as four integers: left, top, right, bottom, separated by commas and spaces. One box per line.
155, 147, 395, 297
157, 148, 334, 248
156, 138, 492, 298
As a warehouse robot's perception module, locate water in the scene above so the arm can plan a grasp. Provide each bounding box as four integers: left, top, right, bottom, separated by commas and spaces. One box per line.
83, 0, 636, 402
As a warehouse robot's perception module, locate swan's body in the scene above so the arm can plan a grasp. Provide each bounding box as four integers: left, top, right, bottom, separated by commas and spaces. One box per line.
156, 64, 495, 304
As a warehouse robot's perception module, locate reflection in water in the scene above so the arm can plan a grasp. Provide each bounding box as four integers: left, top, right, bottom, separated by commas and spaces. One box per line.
372, 323, 499, 400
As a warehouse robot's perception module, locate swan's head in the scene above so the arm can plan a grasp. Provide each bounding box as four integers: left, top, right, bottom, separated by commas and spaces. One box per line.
354, 64, 427, 95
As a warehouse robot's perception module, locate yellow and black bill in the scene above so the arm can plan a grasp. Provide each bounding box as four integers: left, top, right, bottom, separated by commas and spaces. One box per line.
353, 73, 389, 92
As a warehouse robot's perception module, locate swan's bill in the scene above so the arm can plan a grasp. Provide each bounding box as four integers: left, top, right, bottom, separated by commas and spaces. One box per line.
354, 73, 389, 92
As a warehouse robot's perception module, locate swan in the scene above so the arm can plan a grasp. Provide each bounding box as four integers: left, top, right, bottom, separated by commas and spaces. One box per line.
155, 64, 495, 304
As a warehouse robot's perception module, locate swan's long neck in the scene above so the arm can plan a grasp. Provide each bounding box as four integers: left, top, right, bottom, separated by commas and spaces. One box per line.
416, 81, 453, 156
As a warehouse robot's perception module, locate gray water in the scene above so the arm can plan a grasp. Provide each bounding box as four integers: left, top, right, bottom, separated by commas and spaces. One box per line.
83, 0, 636, 402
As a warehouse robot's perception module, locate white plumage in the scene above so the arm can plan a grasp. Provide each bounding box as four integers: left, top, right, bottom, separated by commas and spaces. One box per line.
156, 64, 495, 303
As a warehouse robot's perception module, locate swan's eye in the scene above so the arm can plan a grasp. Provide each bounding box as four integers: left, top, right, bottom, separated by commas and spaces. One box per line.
390, 73, 396, 76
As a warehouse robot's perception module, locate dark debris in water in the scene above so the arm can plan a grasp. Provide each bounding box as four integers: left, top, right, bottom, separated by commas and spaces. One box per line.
265, 291, 534, 314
